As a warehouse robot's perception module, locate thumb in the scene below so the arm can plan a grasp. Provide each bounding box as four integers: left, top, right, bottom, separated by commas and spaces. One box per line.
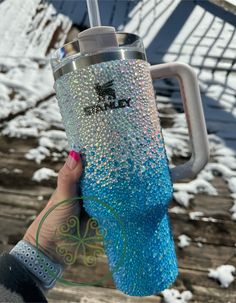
56, 150, 83, 200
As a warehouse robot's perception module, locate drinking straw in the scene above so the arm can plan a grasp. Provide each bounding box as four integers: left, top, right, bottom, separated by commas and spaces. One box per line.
86, 0, 101, 27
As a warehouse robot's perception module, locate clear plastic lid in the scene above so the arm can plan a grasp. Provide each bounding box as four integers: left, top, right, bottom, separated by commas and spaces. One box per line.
51, 32, 146, 73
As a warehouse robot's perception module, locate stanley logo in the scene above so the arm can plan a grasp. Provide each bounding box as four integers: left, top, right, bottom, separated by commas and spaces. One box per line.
84, 80, 131, 116
95, 80, 116, 101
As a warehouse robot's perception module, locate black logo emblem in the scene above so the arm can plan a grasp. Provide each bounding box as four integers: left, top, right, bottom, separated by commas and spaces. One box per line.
95, 80, 116, 101
83, 79, 131, 116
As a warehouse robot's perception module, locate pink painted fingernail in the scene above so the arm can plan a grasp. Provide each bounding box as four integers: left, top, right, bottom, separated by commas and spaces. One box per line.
66, 150, 80, 169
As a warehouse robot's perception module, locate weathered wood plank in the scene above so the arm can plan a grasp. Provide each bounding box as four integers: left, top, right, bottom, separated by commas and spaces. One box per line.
47, 267, 236, 303
177, 243, 236, 271
0, 185, 53, 198
2, 229, 236, 283
0, 220, 26, 246
1, 189, 236, 246
48, 284, 161, 303
171, 213, 236, 247
0, 179, 235, 248
1, 203, 235, 302
58, 245, 236, 290
0, 185, 233, 220
176, 270, 236, 303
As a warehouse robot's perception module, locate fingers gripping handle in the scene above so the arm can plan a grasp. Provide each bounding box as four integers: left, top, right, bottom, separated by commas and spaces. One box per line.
150, 62, 209, 182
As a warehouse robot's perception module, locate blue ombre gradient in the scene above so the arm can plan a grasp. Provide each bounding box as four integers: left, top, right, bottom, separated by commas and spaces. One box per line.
77, 149, 178, 296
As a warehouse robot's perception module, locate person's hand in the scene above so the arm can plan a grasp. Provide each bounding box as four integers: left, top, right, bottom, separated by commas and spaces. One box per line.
23, 150, 83, 263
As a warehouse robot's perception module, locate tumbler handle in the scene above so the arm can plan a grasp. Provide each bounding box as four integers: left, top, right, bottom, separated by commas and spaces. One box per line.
150, 62, 209, 182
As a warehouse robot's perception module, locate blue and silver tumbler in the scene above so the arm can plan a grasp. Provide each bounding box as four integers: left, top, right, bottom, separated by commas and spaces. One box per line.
51, 26, 209, 296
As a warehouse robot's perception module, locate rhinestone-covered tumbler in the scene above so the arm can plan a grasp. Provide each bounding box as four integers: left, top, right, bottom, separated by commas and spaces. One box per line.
51, 25, 209, 295
53, 55, 178, 295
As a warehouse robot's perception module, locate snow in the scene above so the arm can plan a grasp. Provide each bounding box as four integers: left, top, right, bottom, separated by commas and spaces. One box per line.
0, 58, 54, 121
228, 177, 236, 193
0, 168, 9, 174
80, 297, 105, 303
173, 191, 194, 208
0, 0, 71, 57
24, 131, 68, 164
162, 128, 190, 160
2, 112, 49, 138
162, 289, 193, 303
230, 193, 236, 220
178, 235, 191, 249
194, 237, 207, 243
32, 167, 58, 182
189, 211, 204, 220
25, 146, 50, 164
1, 167, 23, 174
201, 217, 218, 223
2, 97, 63, 137
172, 155, 236, 216
2, 94, 68, 163
169, 206, 187, 214
189, 211, 218, 222
39, 130, 68, 151
208, 265, 235, 288
173, 179, 217, 208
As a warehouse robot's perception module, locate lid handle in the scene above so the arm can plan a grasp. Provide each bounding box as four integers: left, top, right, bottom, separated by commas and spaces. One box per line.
78, 26, 119, 54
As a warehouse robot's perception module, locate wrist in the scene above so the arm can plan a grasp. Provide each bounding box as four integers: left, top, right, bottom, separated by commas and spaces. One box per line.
10, 240, 64, 289
23, 234, 63, 265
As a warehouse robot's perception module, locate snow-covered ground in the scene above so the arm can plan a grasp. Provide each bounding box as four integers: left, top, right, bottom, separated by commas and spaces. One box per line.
0, 0, 235, 299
